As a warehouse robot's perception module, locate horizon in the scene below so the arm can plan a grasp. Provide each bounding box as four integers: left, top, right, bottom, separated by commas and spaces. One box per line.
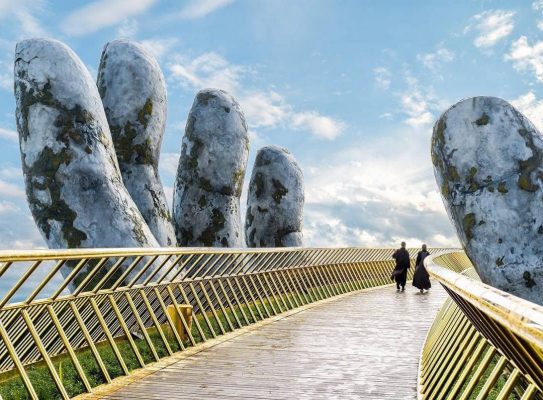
1, 0, 542, 250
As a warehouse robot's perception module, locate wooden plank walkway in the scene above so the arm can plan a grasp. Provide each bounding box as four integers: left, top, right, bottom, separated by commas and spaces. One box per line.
102, 283, 448, 400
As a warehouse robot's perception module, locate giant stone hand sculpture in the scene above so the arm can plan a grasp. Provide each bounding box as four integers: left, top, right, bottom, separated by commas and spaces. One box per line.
432, 96, 543, 305
97, 39, 176, 246
14, 38, 159, 282
173, 89, 249, 247
245, 146, 304, 247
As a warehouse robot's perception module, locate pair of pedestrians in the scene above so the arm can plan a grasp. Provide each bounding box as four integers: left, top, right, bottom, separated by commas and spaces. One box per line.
391, 242, 431, 293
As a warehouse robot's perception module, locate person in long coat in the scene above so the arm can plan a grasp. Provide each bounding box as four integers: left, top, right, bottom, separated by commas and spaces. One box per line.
413, 244, 431, 293
391, 241, 410, 291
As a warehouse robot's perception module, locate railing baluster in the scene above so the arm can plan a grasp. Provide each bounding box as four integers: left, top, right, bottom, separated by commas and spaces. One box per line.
88, 298, 130, 376
47, 304, 93, 392
124, 292, 160, 361
69, 301, 112, 383
21, 309, 70, 399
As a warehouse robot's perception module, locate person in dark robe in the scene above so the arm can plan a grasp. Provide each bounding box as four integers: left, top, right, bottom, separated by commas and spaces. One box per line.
391, 241, 410, 292
413, 244, 431, 293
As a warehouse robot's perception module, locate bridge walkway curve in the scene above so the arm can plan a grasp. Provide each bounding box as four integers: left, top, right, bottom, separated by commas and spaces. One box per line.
100, 282, 447, 400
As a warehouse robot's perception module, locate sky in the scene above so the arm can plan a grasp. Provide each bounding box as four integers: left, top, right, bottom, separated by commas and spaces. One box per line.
0, 0, 542, 250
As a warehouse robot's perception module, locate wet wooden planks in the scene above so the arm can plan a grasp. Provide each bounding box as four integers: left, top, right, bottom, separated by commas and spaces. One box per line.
102, 283, 448, 400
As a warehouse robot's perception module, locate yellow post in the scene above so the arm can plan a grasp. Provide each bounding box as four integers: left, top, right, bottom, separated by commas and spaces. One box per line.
167, 304, 193, 341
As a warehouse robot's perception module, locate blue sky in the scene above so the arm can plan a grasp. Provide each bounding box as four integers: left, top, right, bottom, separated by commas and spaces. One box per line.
0, 0, 542, 250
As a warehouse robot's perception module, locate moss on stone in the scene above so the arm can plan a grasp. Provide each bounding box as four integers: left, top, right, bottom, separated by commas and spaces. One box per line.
27, 147, 87, 248
441, 183, 450, 199
198, 195, 207, 208
518, 175, 538, 192
463, 213, 476, 241
448, 166, 460, 182
272, 179, 288, 204
232, 168, 245, 197
199, 178, 212, 192
113, 121, 154, 166
475, 113, 489, 126
96, 49, 108, 97
246, 207, 254, 226
467, 166, 478, 191
517, 128, 543, 192
14, 73, 113, 248
497, 182, 508, 193
137, 98, 153, 128
254, 172, 265, 198
196, 91, 217, 106
523, 271, 536, 289
178, 228, 194, 245
198, 208, 226, 246
431, 117, 446, 167
147, 184, 171, 221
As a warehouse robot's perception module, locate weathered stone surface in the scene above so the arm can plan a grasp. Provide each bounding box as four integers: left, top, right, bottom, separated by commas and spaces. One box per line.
432, 96, 543, 304
97, 39, 176, 246
245, 145, 304, 247
14, 38, 159, 258
173, 89, 249, 247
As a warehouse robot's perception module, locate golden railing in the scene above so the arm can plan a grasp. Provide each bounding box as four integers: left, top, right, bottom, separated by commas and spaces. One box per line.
419, 251, 543, 400
0, 246, 442, 399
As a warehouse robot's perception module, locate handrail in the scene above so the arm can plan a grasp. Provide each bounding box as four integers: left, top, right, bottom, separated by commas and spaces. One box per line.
419, 251, 543, 399
426, 259, 543, 352
0, 246, 449, 399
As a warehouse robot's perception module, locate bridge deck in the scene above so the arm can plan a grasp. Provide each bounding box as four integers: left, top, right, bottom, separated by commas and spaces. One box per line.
101, 283, 447, 400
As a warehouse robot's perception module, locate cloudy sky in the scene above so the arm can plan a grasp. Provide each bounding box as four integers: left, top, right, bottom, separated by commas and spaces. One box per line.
0, 0, 542, 250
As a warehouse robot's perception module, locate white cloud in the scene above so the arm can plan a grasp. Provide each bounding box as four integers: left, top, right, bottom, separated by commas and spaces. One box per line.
0, 0, 47, 37
379, 112, 393, 120
0, 127, 18, 142
506, 36, 543, 82
240, 91, 289, 128
0, 179, 25, 198
169, 52, 246, 94
61, 0, 156, 36
140, 38, 179, 60
0, 165, 22, 181
302, 130, 459, 248
0, 0, 47, 94
159, 152, 180, 178
534, 2, 543, 30
291, 111, 345, 140
168, 52, 345, 139
511, 91, 543, 131
417, 48, 454, 71
115, 19, 138, 38
0, 62, 10, 91
465, 9, 515, 48
0, 200, 44, 250
374, 67, 391, 90
179, 0, 234, 19
399, 77, 437, 128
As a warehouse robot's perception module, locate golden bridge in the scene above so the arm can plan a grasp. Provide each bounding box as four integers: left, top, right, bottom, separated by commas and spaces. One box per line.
0, 247, 540, 399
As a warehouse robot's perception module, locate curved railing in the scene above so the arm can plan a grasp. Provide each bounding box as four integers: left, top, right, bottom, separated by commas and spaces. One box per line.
0, 246, 447, 399
419, 251, 543, 400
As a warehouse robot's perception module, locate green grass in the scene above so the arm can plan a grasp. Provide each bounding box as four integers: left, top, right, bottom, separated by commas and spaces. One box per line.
0, 277, 385, 399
